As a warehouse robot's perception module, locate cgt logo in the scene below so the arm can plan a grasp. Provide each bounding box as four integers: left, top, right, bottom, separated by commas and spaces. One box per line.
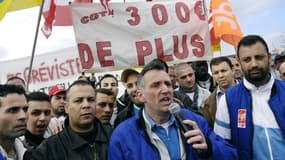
238, 109, 247, 128
80, 9, 114, 24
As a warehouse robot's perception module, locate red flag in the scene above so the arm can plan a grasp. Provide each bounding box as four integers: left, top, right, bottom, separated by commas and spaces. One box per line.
100, 0, 110, 10
41, 0, 92, 38
209, 0, 243, 49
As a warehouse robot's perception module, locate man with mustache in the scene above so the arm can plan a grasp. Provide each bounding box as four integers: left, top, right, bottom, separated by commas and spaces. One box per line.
24, 80, 111, 160
214, 35, 285, 159
20, 92, 52, 149
94, 88, 116, 129
46, 84, 66, 137
48, 85, 66, 119
0, 84, 28, 160
108, 60, 237, 159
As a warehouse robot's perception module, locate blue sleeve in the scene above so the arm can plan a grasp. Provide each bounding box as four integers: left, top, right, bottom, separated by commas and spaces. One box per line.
0, 153, 4, 160
181, 109, 238, 159
108, 127, 126, 160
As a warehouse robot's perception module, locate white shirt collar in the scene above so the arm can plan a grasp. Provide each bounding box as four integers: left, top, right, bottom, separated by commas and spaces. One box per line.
243, 75, 274, 92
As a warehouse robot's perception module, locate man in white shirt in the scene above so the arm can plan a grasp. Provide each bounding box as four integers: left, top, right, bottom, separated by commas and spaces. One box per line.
0, 85, 28, 160
203, 56, 236, 129
214, 35, 285, 160
174, 62, 211, 114
45, 85, 66, 137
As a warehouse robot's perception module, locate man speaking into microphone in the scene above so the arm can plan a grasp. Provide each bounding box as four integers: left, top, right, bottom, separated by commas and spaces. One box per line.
108, 60, 238, 160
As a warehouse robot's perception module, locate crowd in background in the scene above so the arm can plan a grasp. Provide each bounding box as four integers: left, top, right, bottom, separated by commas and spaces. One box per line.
1, 35, 285, 159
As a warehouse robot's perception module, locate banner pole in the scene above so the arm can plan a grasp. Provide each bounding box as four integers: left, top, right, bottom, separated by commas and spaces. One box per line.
26, 0, 45, 90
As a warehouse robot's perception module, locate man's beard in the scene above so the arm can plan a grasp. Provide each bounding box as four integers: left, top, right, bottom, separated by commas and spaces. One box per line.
244, 65, 270, 85
54, 108, 66, 117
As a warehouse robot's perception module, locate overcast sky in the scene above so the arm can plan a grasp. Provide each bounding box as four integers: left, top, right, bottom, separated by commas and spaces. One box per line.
0, 0, 284, 62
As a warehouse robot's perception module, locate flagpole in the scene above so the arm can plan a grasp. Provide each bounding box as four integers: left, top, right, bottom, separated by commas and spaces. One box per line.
26, 0, 45, 90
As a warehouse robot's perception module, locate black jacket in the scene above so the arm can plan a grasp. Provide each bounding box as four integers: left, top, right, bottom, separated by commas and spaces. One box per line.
116, 91, 129, 113
114, 100, 144, 128
173, 90, 205, 116
22, 130, 45, 150
24, 117, 112, 160
196, 75, 216, 93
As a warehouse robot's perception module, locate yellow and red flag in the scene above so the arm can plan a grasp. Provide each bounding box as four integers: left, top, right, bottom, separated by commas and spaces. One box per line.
0, 0, 42, 21
209, 0, 243, 52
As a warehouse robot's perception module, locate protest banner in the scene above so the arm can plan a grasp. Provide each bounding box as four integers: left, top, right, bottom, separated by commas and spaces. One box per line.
0, 46, 124, 95
71, 0, 212, 71
0, 47, 82, 92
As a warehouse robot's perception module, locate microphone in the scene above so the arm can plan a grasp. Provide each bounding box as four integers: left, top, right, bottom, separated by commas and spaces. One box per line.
169, 102, 193, 133
169, 103, 205, 155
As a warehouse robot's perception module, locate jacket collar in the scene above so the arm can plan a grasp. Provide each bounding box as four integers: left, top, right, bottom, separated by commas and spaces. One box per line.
63, 116, 109, 150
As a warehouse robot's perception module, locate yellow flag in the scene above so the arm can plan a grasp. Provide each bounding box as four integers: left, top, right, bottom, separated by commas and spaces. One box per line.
0, 0, 42, 21
211, 43, 221, 56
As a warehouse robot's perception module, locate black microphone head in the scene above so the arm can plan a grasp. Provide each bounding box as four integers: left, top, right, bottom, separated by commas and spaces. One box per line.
169, 102, 181, 114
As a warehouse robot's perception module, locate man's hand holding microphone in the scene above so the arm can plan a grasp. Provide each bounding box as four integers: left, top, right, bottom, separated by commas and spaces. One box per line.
169, 103, 211, 156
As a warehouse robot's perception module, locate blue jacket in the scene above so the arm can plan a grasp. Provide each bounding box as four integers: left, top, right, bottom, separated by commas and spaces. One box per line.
0, 153, 3, 160
225, 79, 285, 160
108, 109, 237, 160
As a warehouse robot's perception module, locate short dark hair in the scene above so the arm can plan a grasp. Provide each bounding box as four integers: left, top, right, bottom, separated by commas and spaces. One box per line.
0, 84, 27, 107
174, 62, 194, 77
6, 76, 26, 86
27, 91, 50, 102
192, 60, 208, 68
66, 80, 94, 100
95, 88, 114, 98
140, 58, 168, 76
237, 35, 269, 57
138, 58, 168, 89
210, 56, 233, 71
99, 74, 118, 87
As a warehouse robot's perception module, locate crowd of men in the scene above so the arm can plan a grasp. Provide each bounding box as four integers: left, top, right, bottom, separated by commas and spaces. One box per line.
1, 35, 285, 159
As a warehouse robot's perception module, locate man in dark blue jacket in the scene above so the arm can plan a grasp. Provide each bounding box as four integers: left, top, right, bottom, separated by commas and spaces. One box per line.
108, 60, 237, 160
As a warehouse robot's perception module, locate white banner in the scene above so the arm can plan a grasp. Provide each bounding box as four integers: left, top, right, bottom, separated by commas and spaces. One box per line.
71, 0, 212, 71
0, 47, 83, 93
0, 47, 126, 96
